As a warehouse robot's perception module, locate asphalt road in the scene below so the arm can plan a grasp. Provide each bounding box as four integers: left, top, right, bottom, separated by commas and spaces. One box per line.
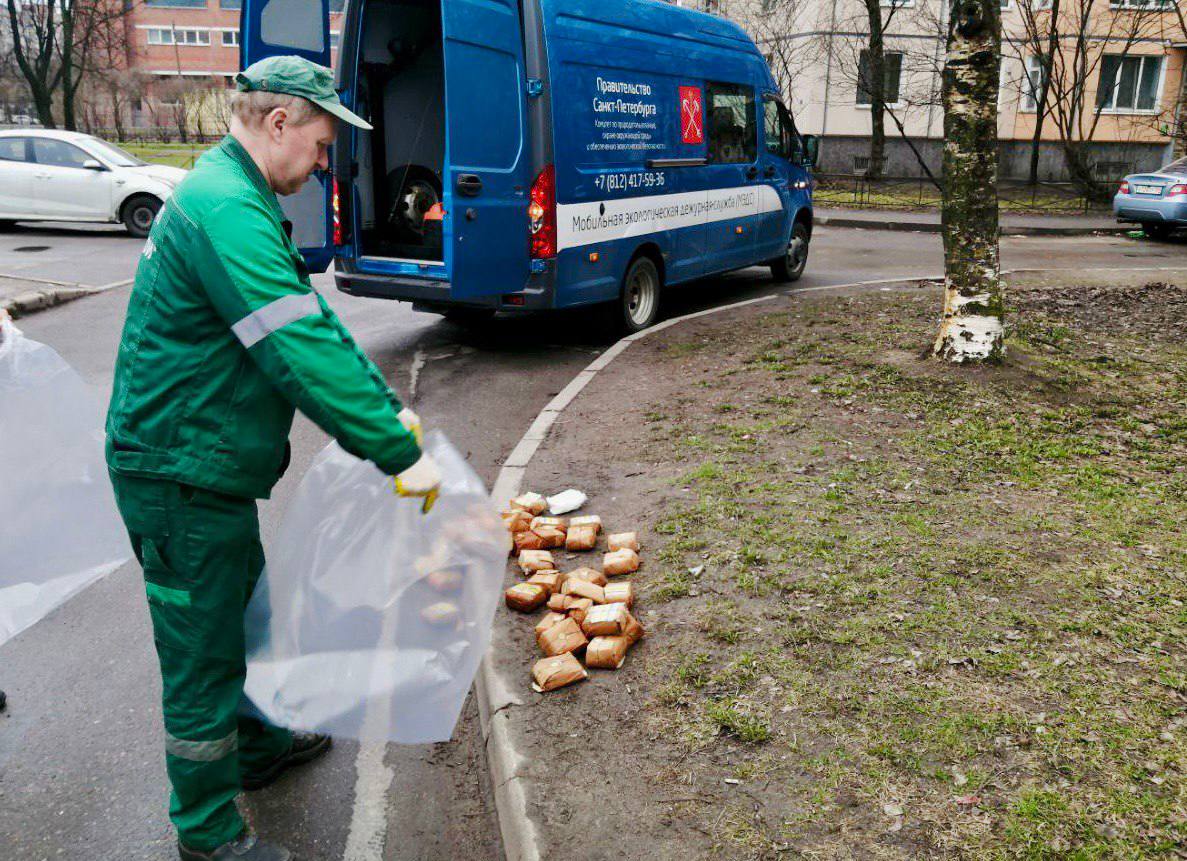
0, 223, 1182, 860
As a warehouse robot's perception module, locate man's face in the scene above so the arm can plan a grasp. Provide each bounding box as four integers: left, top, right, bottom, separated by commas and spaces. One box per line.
267, 108, 336, 196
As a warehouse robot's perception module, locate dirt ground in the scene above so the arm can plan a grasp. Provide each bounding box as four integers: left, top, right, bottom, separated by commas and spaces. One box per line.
510, 270, 1187, 860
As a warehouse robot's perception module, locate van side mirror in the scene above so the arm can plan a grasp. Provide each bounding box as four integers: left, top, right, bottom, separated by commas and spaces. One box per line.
801, 135, 819, 169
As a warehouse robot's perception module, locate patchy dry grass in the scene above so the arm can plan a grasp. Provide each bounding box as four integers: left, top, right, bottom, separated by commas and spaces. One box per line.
640, 277, 1187, 858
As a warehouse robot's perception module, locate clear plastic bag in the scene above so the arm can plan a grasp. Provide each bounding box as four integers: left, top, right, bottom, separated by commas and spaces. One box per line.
243, 432, 508, 744
0, 316, 132, 646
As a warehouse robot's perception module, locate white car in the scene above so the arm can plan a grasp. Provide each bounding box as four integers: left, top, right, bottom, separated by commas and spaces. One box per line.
0, 130, 187, 237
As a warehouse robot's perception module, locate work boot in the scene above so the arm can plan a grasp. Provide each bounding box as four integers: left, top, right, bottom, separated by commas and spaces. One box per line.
178, 832, 291, 860
241, 732, 332, 791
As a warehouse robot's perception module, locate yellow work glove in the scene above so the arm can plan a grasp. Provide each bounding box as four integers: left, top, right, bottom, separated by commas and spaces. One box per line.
393, 453, 441, 513
397, 407, 423, 446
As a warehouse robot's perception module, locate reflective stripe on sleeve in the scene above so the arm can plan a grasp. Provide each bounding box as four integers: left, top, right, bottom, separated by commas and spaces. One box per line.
165, 729, 238, 762
231, 292, 321, 349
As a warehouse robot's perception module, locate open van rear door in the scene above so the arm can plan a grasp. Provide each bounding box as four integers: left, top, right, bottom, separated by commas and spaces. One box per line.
240, 0, 335, 273
441, 0, 531, 299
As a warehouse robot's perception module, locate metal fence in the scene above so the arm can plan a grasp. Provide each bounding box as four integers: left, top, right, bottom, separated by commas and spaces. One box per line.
812, 173, 1112, 215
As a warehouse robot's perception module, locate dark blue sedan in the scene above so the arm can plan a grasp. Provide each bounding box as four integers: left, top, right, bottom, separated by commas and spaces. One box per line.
1113, 157, 1187, 239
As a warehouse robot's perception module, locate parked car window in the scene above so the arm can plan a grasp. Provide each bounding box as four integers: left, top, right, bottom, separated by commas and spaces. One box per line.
0, 138, 29, 162
32, 139, 94, 169
85, 138, 146, 167
707, 82, 757, 164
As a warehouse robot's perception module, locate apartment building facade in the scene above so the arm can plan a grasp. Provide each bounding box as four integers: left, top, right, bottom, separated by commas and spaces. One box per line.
684, 0, 1186, 179
123, 0, 344, 132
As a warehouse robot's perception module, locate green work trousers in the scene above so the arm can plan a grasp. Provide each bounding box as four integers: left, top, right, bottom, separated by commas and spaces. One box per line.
109, 472, 292, 852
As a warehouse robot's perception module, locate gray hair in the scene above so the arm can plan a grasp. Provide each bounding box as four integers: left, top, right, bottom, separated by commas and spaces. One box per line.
230, 90, 325, 128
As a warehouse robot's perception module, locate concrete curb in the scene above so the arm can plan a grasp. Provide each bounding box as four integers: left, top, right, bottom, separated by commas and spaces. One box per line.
0, 278, 133, 319
813, 213, 1131, 237
473, 261, 1187, 860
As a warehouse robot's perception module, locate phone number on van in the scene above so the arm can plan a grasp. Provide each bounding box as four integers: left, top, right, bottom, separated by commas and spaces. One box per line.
593, 171, 667, 192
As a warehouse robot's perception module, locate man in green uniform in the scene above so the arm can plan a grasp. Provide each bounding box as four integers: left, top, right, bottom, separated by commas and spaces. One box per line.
106, 56, 439, 861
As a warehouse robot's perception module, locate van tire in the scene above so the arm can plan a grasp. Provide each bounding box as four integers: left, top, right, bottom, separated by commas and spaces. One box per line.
771, 221, 809, 282
616, 256, 662, 334
122, 195, 161, 238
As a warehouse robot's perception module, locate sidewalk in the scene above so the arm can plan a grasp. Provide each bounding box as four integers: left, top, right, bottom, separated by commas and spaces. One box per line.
814, 205, 1126, 236
489, 268, 1187, 859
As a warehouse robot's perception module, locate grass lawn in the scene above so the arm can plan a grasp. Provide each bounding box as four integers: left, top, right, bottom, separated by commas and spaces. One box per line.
121, 141, 213, 170
625, 272, 1186, 857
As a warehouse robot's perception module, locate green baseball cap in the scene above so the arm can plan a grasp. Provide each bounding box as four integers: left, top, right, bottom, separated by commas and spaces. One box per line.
236, 55, 372, 131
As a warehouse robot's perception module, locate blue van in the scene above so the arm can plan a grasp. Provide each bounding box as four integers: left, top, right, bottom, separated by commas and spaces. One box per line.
241, 0, 817, 331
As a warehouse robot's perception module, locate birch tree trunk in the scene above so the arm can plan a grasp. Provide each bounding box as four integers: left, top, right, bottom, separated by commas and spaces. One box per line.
934, 0, 1002, 363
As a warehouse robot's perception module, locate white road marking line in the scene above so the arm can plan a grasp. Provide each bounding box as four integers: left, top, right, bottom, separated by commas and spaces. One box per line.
342, 742, 394, 861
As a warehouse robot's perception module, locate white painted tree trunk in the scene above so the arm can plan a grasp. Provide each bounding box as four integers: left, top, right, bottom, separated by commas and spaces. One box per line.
934, 0, 1003, 363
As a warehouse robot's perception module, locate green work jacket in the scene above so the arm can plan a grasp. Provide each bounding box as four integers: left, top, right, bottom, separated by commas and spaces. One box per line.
106, 135, 421, 499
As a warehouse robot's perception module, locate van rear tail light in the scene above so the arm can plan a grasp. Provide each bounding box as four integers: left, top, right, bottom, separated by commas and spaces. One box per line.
332, 176, 343, 246
529, 164, 557, 260
1118, 180, 1130, 195
1167, 184, 1187, 197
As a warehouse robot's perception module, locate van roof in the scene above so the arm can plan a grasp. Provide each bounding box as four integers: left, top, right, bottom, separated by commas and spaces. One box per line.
635, 0, 761, 52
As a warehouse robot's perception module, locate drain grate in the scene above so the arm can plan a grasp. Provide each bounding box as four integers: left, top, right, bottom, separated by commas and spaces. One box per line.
13, 245, 49, 253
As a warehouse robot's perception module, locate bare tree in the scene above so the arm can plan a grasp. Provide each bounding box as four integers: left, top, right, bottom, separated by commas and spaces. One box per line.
5, 0, 62, 125
934, 0, 1003, 363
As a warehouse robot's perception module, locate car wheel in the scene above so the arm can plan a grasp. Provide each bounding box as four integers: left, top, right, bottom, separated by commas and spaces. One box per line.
1141, 223, 1172, 241
771, 221, 810, 283
616, 255, 662, 334
122, 195, 161, 238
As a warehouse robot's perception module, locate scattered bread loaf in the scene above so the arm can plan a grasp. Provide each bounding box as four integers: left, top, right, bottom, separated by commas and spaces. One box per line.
518, 550, 554, 573
580, 602, 631, 638
561, 578, 605, 604
502, 510, 533, 533
530, 516, 566, 532
533, 525, 567, 549
565, 525, 598, 552
514, 530, 548, 552
565, 597, 594, 626
526, 570, 565, 595
534, 612, 568, 637
567, 566, 608, 588
569, 515, 602, 534
532, 653, 587, 692
420, 602, 460, 627
624, 611, 645, 645
603, 548, 640, 576
510, 492, 547, 515
426, 568, 463, 593
547, 593, 573, 613
536, 616, 588, 657
607, 532, 640, 553
586, 636, 630, 669
505, 582, 548, 613
603, 581, 634, 607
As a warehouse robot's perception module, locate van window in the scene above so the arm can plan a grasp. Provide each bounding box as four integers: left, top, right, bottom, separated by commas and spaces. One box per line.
706, 82, 757, 164
763, 98, 802, 162
259, 0, 325, 53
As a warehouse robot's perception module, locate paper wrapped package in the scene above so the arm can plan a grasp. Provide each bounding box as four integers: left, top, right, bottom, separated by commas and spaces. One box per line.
545, 488, 587, 515
586, 636, 630, 669
580, 602, 630, 637
561, 578, 605, 604
536, 616, 588, 656
532, 653, 587, 692
530, 516, 566, 532
505, 582, 548, 613
565, 597, 594, 626
624, 612, 646, 645
569, 515, 602, 534
242, 433, 505, 745
533, 525, 566, 549
502, 510, 532, 533
607, 532, 640, 552
547, 593, 572, 613
603, 581, 634, 607
514, 530, 548, 552
510, 492, 547, 515
0, 317, 132, 647
518, 550, 554, 573
603, 548, 640, 576
567, 566, 607, 588
565, 526, 598, 552
534, 611, 568, 636
526, 570, 564, 595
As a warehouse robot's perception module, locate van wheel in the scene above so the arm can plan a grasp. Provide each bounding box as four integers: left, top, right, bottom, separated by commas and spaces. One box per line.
1142, 223, 1172, 240
617, 256, 662, 334
771, 221, 809, 282
122, 195, 161, 238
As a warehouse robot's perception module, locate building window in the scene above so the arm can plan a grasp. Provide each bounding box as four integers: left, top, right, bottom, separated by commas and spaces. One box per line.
707, 82, 758, 164
220, 0, 241, 7
147, 28, 211, 46
761, 0, 778, 11
1110, 0, 1175, 8
145, 0, 207, 7
856, 50, 903, 106
881, 0, 914, 7
329, 0, 346, 10
1001, 0, 1012, 9
222, 30, 239, 47
1022, 56, 1047, 111
1097, 54, 1163, 112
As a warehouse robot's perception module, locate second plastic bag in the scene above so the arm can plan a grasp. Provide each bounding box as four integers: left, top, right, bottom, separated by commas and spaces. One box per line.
0, 316, 131, 646
243, 431, 508, 744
